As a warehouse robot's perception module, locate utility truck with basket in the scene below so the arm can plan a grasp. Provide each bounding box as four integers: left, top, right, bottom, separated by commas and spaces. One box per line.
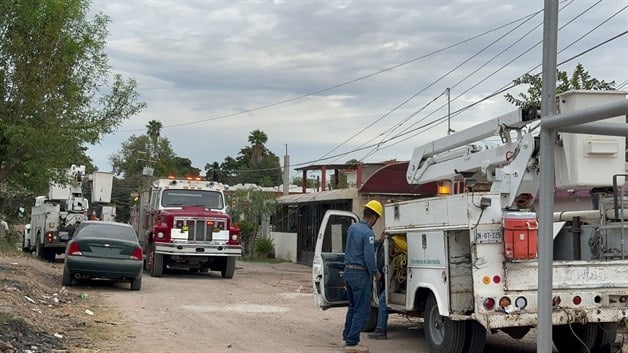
313, 90, 628, 353
131, 176, 241, 278
23, 165, 89, 262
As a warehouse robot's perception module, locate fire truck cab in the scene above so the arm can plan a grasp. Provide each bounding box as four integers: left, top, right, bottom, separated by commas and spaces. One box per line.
132, 177, 241, 278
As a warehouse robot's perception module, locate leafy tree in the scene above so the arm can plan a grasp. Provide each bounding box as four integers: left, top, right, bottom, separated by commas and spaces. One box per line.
227, 187, 278, 257
207, 130, 281, 187
205, 161, 223, 182
0, 0, 145, 193
505, 63, 616, 111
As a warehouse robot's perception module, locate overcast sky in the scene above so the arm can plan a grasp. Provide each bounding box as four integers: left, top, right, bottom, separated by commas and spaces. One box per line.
87, 0, 628, 181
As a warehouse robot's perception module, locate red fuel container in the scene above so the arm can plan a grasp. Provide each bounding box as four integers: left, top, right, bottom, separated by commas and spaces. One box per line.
503, 212, 538, 260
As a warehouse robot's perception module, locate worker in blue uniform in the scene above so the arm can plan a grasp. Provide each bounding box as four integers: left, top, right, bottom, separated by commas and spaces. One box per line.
342, 200, 383, 353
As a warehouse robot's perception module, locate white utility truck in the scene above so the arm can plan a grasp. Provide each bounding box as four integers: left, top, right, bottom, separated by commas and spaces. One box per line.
23, 165, 89, 261
313, 90, 628, 353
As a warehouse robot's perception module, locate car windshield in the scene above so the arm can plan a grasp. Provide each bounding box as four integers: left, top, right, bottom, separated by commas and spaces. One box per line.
76, 223, 137, 241
161, 190, 223, 209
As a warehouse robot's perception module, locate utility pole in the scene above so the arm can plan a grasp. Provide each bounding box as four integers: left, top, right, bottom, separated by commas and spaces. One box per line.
283, 145, 289, 196
446, 88, 452, 135
537, 1, 558, 352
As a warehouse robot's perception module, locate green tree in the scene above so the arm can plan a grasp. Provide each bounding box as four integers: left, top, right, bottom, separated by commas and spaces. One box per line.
146, 119, 162, 161
228, 187, 278, 257
205, 161, 223, 182
0, 0, 145, 193
505, 63, 616, 110
234, 130, 281, 187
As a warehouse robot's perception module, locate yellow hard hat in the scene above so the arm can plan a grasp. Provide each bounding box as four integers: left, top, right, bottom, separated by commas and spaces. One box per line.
364, 200, 383, 218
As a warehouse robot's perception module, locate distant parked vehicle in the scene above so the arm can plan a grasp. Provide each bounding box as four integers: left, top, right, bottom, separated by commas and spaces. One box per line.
62, 221, 143, 291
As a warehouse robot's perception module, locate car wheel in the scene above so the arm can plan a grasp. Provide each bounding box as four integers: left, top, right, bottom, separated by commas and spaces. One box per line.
130, 276, 142, 291
221, 257, 236, 278
150, 252, 163, 277
424, 294, 465, 353
62, 269, 73, 287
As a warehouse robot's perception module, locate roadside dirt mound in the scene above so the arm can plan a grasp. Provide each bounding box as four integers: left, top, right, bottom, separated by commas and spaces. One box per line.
0, 251, 116, 353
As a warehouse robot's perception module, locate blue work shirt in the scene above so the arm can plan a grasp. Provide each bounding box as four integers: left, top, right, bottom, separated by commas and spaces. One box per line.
344, 220, 378, 276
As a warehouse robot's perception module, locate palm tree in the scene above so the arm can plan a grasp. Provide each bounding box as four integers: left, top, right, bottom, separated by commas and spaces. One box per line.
248, 130, 268, 165
146, 120, 163, 161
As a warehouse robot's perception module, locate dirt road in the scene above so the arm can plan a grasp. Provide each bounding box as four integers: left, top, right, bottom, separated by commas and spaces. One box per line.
74, 260, 550, 353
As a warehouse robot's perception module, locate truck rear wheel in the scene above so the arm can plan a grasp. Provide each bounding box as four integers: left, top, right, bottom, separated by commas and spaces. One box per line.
150, 252, 163, 277
221, 257, 236, 278
363, 306, 378, 332
463, 319, 486, 353
592, 322, 617, 353
552, 323, 597, 353
424, 294, 465, 353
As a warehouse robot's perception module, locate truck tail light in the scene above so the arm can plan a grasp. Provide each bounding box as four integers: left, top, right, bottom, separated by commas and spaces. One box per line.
68, 242, 82, 256
515, 296, 527, 309
46, 232, 54, 243
573, 296, 582, 305
129, 246, 143, 261
483, 298, 495, 310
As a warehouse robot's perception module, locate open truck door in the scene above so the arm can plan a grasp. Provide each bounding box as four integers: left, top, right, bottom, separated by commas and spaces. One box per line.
312, 210, 359, 310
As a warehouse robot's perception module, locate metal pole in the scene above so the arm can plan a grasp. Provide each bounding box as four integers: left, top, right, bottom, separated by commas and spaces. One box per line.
538, 1, 559, 352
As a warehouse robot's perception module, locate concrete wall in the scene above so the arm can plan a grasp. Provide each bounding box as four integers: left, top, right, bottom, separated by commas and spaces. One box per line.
270, 231, 297, 263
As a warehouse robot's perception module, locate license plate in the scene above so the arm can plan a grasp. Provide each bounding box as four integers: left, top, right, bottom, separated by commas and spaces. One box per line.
475, 225, 502, 244
59, 231, 70, 241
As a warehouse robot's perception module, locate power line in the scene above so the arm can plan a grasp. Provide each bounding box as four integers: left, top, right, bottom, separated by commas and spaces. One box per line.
119, 8, 546, 133
358, 0, 619, 158
288, 30, 628, 167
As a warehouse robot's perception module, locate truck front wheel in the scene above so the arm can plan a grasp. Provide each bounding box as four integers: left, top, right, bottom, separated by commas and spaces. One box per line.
150, 252, 163, 277
424, 294, 465, 353
221, 257, 236, 278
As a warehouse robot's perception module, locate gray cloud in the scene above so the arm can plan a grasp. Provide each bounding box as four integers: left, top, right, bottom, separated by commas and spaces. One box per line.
88, 0, 628, 178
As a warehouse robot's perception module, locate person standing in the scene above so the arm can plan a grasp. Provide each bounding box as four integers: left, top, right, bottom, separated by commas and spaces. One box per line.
367, 231, 388, 340
342, 200, 383, 353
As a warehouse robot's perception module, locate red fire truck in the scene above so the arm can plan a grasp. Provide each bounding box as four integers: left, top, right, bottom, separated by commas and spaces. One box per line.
131, 176, 241, 278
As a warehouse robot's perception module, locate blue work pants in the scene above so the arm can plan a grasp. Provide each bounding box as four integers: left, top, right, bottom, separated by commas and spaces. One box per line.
342, 269, 372, 346
376, 290, 388, 331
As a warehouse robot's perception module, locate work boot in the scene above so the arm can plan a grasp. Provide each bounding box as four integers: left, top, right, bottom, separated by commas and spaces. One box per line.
367, 329, 387, 340
344, 344, 369, 353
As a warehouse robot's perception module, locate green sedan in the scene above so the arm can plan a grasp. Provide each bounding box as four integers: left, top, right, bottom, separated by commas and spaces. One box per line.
62, 221, 143, 291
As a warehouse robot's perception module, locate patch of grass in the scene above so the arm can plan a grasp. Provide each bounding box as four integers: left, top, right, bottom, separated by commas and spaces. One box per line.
0, 312, 26, 328
239, 256, 287, 264
0, 240, 22, 255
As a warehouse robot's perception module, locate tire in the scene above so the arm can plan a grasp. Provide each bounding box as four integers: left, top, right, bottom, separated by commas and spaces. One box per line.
463, 320, 486, 353
363, 306, 378, 332
553, 323, 597, 353
189, 268, 199, 273
150, 252, 163, 277
62, 268, 73, 287
199, 268, 209, 273
35, 235, 43, 259
424, 294, 465, 353
130, 276, 142, 291
221, 257, 236, 279
592, 322, 617, 353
